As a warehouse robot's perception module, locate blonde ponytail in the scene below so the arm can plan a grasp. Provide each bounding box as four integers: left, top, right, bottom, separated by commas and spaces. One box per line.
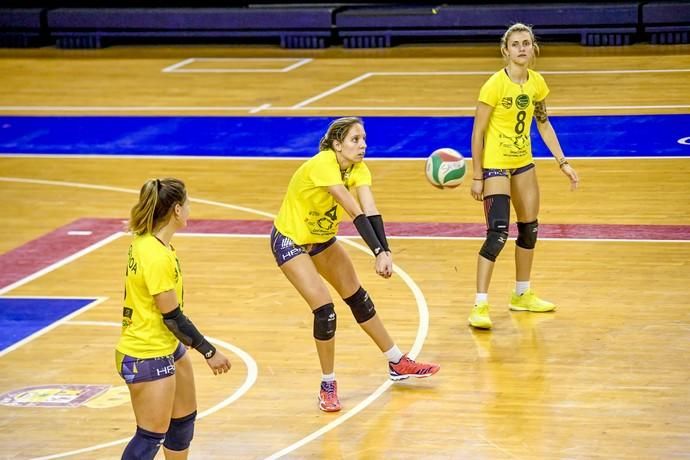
129, 178, 186, 235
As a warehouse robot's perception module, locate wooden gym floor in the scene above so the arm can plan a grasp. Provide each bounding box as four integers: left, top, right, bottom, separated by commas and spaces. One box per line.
0, 42, 689, 459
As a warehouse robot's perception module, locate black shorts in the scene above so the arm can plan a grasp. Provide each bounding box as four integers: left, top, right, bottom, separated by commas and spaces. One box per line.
270, 226, 336, 267
483, 163, 535, 179
115, 342, 186, 384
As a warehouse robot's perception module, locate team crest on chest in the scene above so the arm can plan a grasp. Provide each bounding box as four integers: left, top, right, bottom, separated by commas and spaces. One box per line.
516, 94, 530, 110
501, 97, 513, 109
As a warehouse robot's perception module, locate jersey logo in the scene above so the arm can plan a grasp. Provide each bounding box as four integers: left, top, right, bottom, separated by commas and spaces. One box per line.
317, 218, 334, 230
126, 245, 137, 275
516, 94, 530, 110
501, 97, 513, 109
324, 205, 338, 221
122, 307, 133, 328
317, 204, 337, 230
513, 135, 528, 150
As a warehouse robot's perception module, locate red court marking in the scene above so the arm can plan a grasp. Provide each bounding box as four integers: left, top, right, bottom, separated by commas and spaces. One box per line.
0, 218, 124, 290
2, 218, 688, 290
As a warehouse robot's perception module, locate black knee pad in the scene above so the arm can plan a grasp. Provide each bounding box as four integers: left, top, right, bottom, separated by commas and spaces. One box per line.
479, 194, 510, 262
343, 287, 376, 323
516, 220, 538, 249
122, 426, 165, 460
313, 303, 336, 340
163, 410, 196, 452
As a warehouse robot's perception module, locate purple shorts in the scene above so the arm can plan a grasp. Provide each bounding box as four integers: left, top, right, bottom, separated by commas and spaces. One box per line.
116, 342, 186, 384
270, 226, 336, 266
483, 163, 535, 179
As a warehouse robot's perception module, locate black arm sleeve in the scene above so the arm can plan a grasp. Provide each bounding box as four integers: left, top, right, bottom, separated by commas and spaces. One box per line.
367, 214, 390, 252
353, 214, 384, 256
162, 307, 216, 359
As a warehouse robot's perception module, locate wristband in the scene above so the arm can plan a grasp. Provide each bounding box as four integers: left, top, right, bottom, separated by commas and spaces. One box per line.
367, 215, 390, 252
196, 339, 217, 359
353, 214, 384, 256
162, 306, 215, 358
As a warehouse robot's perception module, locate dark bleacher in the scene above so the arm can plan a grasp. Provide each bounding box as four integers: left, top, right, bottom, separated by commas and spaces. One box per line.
0, 8, 46, 47
642, 1, 690, 44
336, 3, 639, 48
47, 7, 335, 49
1, 2, 689, 49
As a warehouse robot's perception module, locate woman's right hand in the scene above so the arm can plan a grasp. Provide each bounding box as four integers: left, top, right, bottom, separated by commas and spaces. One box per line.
470, 179, 484, 201
206, 350, 231, 375
375, 251, 393, 279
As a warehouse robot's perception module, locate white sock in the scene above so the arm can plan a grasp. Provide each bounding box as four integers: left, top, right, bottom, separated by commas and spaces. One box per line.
516, 281, 530, 296
321, 372, 336, 382
384, 345, 404, 364
475, 293, 488, 305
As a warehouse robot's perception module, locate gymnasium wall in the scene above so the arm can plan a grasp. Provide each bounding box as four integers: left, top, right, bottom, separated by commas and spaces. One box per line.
1, 1, 688, 48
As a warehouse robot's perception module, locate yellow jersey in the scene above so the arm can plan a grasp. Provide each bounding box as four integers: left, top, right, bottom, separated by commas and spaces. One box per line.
116, 233, 182, 358
274, 149, 372, 244
478, 68, 550, 168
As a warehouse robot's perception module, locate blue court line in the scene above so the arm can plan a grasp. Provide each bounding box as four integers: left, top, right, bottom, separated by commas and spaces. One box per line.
0, 115, 688, 158
0, 298, 97, 351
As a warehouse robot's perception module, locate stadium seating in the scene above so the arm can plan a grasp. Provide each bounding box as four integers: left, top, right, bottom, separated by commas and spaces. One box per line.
336, 3, 639, 48
642, 1, 690, 44
46, 7, 334, 49
0, 8, 45, 47
1, 2, 688, 49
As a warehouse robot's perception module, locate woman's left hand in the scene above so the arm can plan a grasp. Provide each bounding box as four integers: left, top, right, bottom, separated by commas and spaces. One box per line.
375, 251, 393, 279
562, 164, 579, 190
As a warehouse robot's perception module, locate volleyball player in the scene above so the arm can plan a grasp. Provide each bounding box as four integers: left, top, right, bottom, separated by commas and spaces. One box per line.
116, 178, 231, 459
270, 117, 440, 412
468, 23, 579, 330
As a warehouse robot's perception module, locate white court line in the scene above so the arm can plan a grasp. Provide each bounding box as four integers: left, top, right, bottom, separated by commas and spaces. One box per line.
291, 72, 374, 109
0, 295, 106, 299
374, 69, 690, 75
3, 176, 688, 244
0, 232, 124, 296
250, 103, 272, 114
289, 68, 690, 109
31, 323, 258, 460
2, 66, 689, 113
0, 177, 274, 219
0, 106, 258, 112
162, 57, 313, 73
0, 179, 260, 456
265, 237, 430, 460
169, 69, 297, 74
161, 57, 196, 73
3, 176, 434, 460
292, 104, 690, 111
385, 236, 690, 243
189, 58, 310, 62
3, 103, 687, 113
91, 230, 435, 459
265, 380, 392, 460
280, 58, 313, 72
177, 234, 690, 243
1, 154, 689, 161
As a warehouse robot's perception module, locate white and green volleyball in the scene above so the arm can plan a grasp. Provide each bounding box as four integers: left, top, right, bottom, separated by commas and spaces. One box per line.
425, 148, 467, 189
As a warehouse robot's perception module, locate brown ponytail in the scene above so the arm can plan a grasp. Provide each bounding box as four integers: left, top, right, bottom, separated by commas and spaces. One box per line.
318, 117, 363, 152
